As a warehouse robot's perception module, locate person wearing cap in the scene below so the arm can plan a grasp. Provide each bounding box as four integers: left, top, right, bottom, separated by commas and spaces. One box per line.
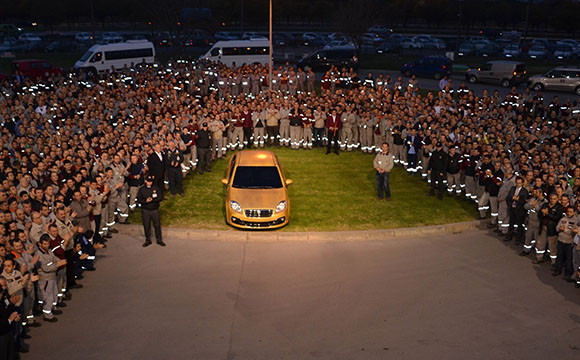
427, 141, 447, 200
196, 122, 212, 175
166, 140, 184, 197
137, 175, 165, 247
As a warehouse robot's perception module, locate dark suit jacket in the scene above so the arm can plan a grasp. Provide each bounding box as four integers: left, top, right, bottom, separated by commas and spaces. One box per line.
146, 151, 166, 179
507, 186, 529, 216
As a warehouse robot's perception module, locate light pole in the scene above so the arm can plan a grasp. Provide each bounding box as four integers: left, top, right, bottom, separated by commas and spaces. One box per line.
269, 0, 273, 91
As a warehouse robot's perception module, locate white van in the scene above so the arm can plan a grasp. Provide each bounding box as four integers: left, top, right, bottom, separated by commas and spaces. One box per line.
199, 39, 269, 67
74, 40, 155, 74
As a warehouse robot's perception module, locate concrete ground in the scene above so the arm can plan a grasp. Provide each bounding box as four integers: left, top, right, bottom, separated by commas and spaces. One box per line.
23, 229, 579, 360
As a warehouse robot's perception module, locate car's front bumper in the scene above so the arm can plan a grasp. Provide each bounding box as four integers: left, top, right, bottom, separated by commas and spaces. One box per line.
226, 209, 289, 230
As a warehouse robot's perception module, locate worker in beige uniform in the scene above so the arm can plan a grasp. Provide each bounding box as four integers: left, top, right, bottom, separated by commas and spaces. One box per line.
374, 142, 394, 201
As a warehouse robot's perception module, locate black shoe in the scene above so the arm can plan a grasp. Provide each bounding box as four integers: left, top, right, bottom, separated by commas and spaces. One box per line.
63, 293, 72, 301
493, 228, 502, 233
121, 220, 131, 225
44, 317, 57, 323
21, 333, 31, 339
564, 276, 574, 283
532, 259, 544, 264
157, 241, 166, 247
85, 267, 96, 271
18, 345, 30, 353
143, 241, 152, 247
27, 322, 41, 328
198, 171, 204, 175
325, 151, 330, 155
104, 233, 112, 239
334, 151, 339, 155
109, 228, 119, 234
503, 236, 512, 242
427, 192, 434, 196
206, 169, 212, 172
179, 193, 185, 197
552, 271, 561, 276
56, 302, 67, 308
519, 250, 530, 257
70, 283, 83, 289
514, 240, 521, 245
52, 309, 63, 315
486, 223, 496, 228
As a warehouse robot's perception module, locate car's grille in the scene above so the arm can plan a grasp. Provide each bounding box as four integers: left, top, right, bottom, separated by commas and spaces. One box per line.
231, 216, 285, 228
245, 209, 273, 218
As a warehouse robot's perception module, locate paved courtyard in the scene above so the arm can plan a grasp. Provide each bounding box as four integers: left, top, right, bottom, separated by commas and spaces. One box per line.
23, 229, 580, 360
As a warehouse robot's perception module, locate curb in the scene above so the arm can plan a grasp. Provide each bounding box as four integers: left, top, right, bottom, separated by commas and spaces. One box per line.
117, 220, 484, 243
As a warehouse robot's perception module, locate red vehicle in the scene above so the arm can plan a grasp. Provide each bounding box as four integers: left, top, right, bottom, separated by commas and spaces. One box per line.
0, 74, 8, 82
11, 59, 64, 79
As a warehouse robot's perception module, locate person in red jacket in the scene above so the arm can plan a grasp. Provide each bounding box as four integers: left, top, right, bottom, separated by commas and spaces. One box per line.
326, 108, 342, 155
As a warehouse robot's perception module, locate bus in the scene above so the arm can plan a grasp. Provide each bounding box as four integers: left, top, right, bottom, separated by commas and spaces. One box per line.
199, 39, 270, 67
74, 40, 155, 74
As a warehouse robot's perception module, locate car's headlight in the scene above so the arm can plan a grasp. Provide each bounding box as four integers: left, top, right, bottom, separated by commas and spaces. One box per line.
229, 201, 242, 213
275, 201, 287, 213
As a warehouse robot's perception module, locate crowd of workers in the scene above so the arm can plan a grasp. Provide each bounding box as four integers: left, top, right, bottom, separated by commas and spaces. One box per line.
0, 56, 579, 358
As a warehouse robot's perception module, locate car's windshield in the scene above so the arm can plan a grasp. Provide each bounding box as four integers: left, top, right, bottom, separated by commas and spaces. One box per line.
232, 166, 283, 189
79, 50, 93, 62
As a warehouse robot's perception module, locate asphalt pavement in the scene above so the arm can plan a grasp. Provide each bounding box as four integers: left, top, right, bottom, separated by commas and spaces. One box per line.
22, 230, 580, 360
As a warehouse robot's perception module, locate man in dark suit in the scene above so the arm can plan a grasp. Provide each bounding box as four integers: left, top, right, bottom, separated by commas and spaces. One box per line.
146, 143, 166, 193
325, 108, 342, 155
505, 176, 529, 244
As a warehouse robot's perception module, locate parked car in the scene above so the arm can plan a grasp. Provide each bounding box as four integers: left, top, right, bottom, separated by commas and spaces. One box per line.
221, 150, 292, 229
527, 45, 549, 60
183, 29, 215, 46
0, 24, 23, 37
376, 40, 398, 54
215, 31, 239, 41
11, 59, 64, 79
503, 44, 521, 58
43, 40, 77, 52
153, 31, 172, 47
466, 60, 526, 87
457, 42, 476, 57
527, 66, 580, 95
531, 38, 555, 52
323, 40, 356, 50
401, 37, 424, 49
554, 44, 575, 60
389, 34, 408, 48
368, 25, 393, 36
401, 56, 452, 80
75, 32, 95, 42
0, 39, 34, 52
18, 33, 41, 42
101, 32, 123, 43
360, 32, 383, 46
302, 32, 326, 46
557, 39, 580, 56
297, 48, 358, 72
477, 42, 500, 57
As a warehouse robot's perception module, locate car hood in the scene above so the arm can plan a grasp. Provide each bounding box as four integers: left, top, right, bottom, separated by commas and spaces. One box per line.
229, 187, 287, 209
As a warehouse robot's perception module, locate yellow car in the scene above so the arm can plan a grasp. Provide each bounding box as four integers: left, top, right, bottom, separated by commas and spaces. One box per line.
221, 150, 293, 229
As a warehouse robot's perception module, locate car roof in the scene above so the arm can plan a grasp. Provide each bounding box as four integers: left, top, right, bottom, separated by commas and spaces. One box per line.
236, 150, 277, 167
554, 65, 580, 70
12, 59, 46, 64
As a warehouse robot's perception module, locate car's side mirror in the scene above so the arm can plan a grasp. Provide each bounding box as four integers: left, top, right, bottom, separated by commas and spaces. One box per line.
285, 179, 293, 186
221, 179, 228, 185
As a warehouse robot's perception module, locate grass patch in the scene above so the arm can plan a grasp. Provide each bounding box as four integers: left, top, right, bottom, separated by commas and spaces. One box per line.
130, 147, 477, 231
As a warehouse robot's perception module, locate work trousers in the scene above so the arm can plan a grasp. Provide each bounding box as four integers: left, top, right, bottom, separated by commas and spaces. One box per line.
447, 172, 461, 195
555, 242, 574, 276
142, 208, 162, 244
167, 167, 183, 195
243, 127, 252, 148
65, 249, 76, 287
497, 201, 510, 233
38, 279, 57, 319
253, 127, 265, 147
340, 128, 353, 150
393, 144, 405, 164
313, 127, 325, 147
266, 126, 279, 146
523, 221, 540, 252
536, 227, 558, 263
290, 126, 302, 149
377, 171, 391, 199
464, 175, 477, 201
231, 127, 244, 149
197, 147, 212, 174
56, 267, 66, 302
128, 186, 139, 211
303, 128, 313, 148
280, 122, 290, 146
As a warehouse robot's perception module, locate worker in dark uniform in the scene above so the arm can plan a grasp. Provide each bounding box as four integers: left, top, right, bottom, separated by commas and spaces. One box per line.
196, 122, 212, 175
166, 140, 184, 197
137, 175, 165, 247
427, 141, 447, 200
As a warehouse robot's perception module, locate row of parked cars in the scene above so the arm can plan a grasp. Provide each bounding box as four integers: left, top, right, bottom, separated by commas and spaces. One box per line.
400, 56, 580, 95
458, 37, 580, 60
